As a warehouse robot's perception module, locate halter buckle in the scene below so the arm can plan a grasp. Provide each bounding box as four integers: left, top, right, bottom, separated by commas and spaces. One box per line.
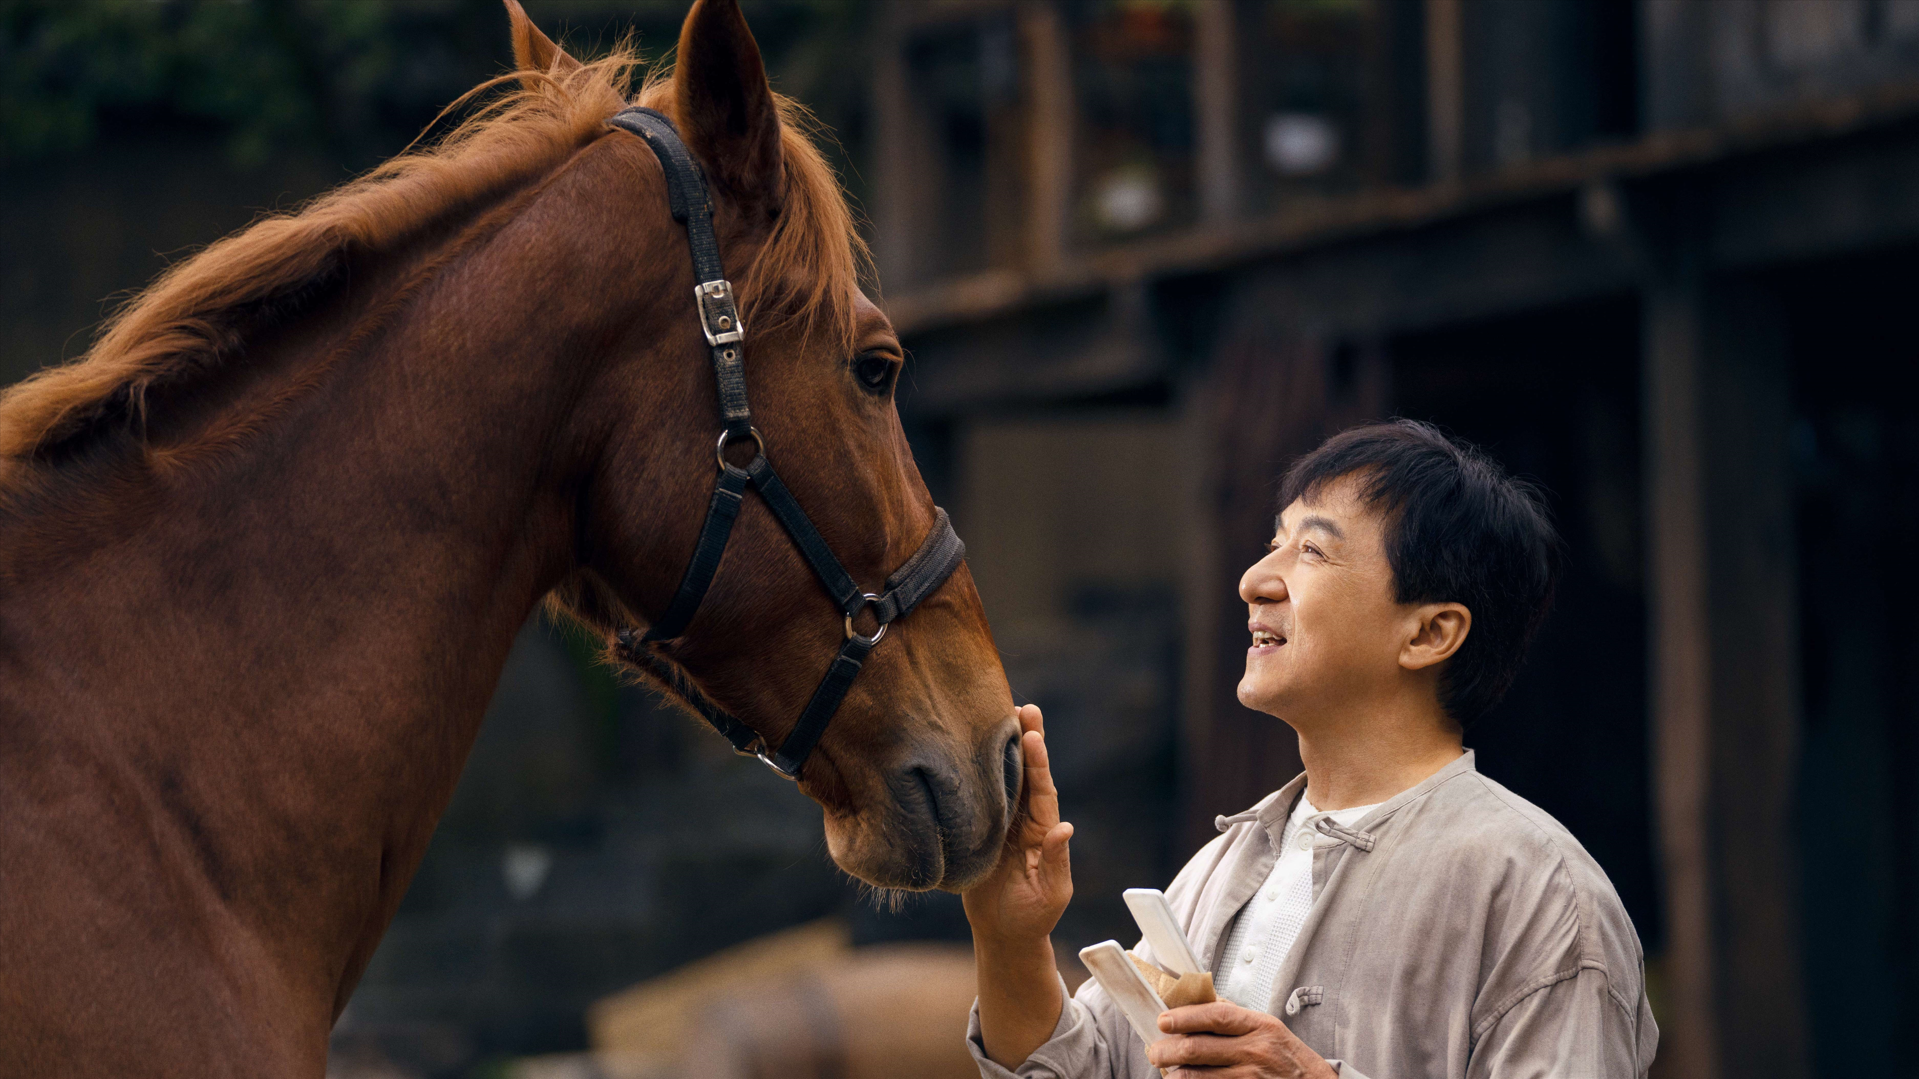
696, 279, 745, 345
844, 593, 888, 647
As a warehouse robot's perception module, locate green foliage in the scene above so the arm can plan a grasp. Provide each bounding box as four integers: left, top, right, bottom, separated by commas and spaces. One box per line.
0, 0, 874, 170
2, 0, 414, 165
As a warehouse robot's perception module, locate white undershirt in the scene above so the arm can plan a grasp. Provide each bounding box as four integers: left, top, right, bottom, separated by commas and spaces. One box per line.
1216, 794, 1379, 1012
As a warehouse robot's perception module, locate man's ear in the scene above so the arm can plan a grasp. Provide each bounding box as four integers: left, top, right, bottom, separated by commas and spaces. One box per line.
504, 0, 582, 88
1401, 603, 1471, 672
672, 0, 786, 225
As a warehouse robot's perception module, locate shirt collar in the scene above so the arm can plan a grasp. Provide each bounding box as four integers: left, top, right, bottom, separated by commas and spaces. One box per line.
1213, 769, 1311, 833
1214, 749, 1477, 834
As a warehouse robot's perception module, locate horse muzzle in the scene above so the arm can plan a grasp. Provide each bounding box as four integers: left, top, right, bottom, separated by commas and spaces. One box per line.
826, 718, 1019, 891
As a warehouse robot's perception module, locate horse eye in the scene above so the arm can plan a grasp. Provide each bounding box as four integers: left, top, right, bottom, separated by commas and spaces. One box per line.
853, 352, 895, 393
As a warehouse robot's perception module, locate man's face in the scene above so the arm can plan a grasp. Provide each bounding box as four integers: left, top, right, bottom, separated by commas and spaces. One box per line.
1236, 475, 1412, 722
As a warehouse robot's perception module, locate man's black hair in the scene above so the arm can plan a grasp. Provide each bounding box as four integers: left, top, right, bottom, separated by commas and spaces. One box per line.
1277, 419, 1560, 726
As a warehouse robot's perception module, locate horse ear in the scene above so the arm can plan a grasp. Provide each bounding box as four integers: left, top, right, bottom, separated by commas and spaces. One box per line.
504, 0, 581, 87
674, 0, 786, 223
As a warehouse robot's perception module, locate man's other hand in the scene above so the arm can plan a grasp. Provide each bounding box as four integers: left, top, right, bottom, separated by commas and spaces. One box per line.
1147, 1001, 1340, 1078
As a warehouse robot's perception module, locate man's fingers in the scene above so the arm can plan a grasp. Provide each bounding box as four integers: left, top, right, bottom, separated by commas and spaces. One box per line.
1042, 820, 1073, 853
1024, 819, 1073, 887
1039, 821, 1072, 880
1157, 1002, 1269, 1037
1022, 730, 1057, 795
1145, 1032, 1247, 1069
1009, 705, 1065, 872
1020, 729, 1061, 829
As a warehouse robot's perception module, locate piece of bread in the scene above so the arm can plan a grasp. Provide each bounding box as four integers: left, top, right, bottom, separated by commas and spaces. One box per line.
1126, 951, 1216, 1009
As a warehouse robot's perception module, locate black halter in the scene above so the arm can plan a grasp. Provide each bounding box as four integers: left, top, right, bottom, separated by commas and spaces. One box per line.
604, 107, 967, 781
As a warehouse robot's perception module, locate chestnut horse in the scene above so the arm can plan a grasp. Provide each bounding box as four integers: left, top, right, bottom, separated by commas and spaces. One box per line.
0, 2, 1016, 1074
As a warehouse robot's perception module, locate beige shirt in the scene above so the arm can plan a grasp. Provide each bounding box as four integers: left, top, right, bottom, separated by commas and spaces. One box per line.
968, 751, 1658, 1079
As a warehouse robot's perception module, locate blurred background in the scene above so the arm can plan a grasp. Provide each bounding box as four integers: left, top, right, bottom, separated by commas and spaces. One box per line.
4, 1, 1916, 1077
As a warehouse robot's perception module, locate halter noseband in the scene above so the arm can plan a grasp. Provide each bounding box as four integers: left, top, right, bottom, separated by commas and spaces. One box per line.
604, 107, 967, 782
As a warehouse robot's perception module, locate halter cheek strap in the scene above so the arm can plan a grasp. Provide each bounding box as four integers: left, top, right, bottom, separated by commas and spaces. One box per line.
605, 107, 966, 781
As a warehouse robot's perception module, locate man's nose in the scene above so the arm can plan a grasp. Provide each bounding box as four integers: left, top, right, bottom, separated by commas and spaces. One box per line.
1238, 551, 1289, 605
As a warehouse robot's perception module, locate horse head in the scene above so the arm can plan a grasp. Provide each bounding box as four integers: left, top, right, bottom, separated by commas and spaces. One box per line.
526, 0, 1020, 892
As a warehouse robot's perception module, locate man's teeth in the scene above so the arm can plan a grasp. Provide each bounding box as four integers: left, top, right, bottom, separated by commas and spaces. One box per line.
1252, 630, 1283, 647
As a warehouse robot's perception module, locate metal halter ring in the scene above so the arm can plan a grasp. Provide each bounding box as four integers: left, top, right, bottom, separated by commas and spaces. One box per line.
845, 593, 888, 647
736, 736, 800, 781
715, 426, 766, 474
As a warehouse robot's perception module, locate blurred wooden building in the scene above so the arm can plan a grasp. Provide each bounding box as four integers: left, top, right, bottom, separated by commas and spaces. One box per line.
6, 3, 1915, 1076
867, 3, 1919, 1078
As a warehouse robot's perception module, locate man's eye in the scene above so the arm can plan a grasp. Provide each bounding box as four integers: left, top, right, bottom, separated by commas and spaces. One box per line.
853, 352, 895, 393
1303, 543, 1323, 558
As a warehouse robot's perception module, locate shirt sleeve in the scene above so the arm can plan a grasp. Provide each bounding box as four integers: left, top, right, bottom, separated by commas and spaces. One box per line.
1463, 967, 1657, 1079
966, 972, 1159, 1079
964, 831, 1241, 1079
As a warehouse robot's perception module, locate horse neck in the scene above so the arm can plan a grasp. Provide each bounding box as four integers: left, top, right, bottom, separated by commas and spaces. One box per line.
4, 149, 687, 1014
128, 205, 613, 751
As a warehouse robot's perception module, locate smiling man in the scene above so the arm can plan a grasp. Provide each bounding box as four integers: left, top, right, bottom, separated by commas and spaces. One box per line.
964, 420, 1657, 1078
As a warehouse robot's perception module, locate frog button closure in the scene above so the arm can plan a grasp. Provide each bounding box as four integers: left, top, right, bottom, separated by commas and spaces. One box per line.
1283, 985, 1326, 1017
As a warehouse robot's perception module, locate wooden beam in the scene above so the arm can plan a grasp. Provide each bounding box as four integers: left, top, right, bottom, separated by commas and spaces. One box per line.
1642, 203, 1809, 1079
1643, 0, 1712, 131
899, 282, 1158, 414
885, 104, 1919, 339
1424, 0, 1464, 184
1193, 0, 1240, 223
869, 5, 920, 289
1643, 241, 1718, 1079
1018, 0, 1073, 274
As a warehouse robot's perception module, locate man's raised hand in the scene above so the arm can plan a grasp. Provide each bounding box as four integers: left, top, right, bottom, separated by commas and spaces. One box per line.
963, 703, 1074, 943
964, 704, 1076, 1068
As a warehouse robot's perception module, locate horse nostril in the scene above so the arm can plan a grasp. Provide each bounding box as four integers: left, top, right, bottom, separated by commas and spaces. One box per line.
911, 765, 944, 829
1001, 731, 1023, 816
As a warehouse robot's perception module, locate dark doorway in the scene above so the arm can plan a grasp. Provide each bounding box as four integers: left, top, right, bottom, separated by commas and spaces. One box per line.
1387, 295, 1662, 957
1775, 246, 1919, 1078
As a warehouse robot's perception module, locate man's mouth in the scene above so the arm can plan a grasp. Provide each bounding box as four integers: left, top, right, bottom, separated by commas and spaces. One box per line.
1251, 629, 1285, 649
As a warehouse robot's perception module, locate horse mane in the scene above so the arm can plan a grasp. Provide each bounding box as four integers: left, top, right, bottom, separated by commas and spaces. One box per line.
0, 40, 867, 466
